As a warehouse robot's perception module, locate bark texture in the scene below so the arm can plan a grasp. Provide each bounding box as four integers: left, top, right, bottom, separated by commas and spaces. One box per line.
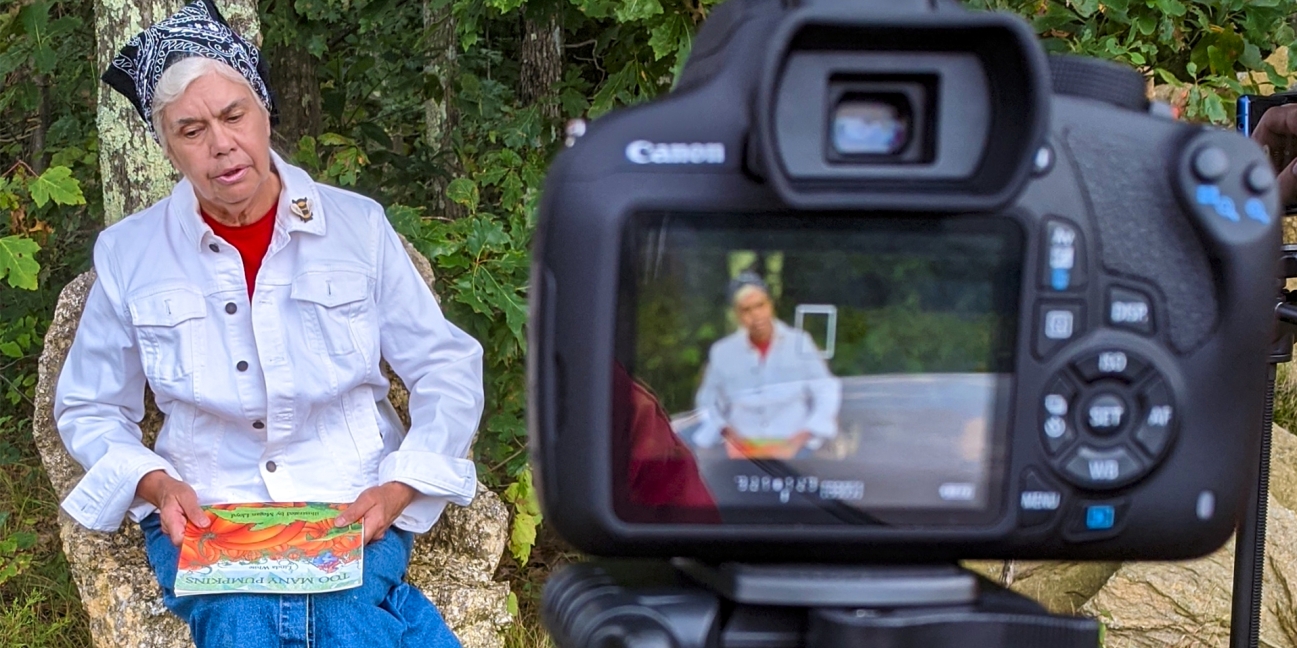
265, 39, 322, 152
95, 0, 259, 224
422, 0, 464, 220
519, 10, 563, 121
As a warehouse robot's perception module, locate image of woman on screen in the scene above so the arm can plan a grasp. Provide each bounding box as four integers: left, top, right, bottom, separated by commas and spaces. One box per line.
691, 272, 843, 460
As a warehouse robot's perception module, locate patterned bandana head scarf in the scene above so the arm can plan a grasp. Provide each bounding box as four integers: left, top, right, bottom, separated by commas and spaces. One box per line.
101, 0, 277, 140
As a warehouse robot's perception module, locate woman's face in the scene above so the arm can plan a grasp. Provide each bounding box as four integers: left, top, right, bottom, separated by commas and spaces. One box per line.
159, 72, 275, 219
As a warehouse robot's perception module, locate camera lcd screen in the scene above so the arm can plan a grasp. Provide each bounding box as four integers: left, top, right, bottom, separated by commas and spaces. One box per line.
614, 213, 1023, 526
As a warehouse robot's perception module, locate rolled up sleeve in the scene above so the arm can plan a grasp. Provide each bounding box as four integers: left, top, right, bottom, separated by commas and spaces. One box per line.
55, 242, 179, 532
372, 214, 484, 531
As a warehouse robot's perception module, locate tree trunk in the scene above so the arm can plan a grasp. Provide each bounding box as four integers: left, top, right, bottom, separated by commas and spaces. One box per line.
423, 0, 464, 220
519, 10, 563, 122
266, 40, 322, 153
95, 0, 260, 224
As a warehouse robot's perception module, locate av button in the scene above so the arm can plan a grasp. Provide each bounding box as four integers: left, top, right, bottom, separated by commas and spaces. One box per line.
1062, 445, 1143, 489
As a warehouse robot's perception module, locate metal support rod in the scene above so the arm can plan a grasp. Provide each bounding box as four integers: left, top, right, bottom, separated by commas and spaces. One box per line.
1228, 363, 1275, 648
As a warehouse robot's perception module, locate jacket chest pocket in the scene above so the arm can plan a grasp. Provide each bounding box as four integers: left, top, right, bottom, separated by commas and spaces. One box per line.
129, 287, 207, 383
291, 271, 372, 357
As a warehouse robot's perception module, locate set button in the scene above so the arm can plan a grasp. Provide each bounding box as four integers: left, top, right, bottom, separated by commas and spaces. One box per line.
1081, 392, 1128, 436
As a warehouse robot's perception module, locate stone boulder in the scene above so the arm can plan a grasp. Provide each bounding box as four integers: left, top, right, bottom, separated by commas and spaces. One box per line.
32, 240, 512, 648
969, 426, 1297, 647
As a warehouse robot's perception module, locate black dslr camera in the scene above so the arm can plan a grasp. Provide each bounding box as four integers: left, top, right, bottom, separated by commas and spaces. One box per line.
528, 0, 1281, 645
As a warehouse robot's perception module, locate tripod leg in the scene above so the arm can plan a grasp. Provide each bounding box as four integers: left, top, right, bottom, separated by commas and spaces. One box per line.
1229, 364, 1275, 648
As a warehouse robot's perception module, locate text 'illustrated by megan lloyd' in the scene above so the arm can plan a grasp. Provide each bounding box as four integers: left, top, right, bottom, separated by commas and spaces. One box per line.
176, 502, 364, 596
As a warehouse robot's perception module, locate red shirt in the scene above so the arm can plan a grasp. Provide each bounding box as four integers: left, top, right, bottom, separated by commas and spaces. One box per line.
752, 336, 772, 358
202, 201, 277, 296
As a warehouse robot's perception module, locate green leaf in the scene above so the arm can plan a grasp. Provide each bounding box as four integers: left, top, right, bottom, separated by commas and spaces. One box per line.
446, 178, 480, 212
32, 45, 56, 75
1072, 0, 1100, 18
615, 0, 663, 23
0, 342, 21, 359
18, 1, 50, 41
10, 531, 36, 551
27, 166, 85, 207
0, 236, 41, 291
648, 15, 689, 61
1150, 0, 1187, 17
506, 591, 519, 617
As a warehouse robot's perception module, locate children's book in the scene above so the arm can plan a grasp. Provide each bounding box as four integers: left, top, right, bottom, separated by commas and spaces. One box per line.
175, 502, 363, 597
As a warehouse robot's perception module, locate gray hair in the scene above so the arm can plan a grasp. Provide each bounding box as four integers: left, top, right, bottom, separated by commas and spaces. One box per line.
150, 57, 267, 150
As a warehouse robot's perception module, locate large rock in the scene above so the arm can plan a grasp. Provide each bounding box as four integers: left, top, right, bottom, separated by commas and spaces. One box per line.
33, 241, 512, 648
1081, 494, 1297, 648
962, 560, 1120, 615
970, 427, 1297, 647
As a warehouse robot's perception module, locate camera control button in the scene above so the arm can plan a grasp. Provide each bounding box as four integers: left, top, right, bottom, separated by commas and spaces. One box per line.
1062, 498, 1130, 542
1035, 303, 1085, 359
1040, 219, 1086, 292
1072, 350, 1148, 384
1246, 162, 1275, 194
1062, 445, 1143, 488
1134, 378, 1176, 459
1191, 146, 1229, 182
1081, 392, 1129, 437
1106, 287, 1154, 334
1018, 469, 1063, 528
1040, 376, 1078, 455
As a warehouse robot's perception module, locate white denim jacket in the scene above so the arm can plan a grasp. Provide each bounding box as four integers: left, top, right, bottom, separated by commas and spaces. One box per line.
55, 152, 484, 533
692, 320, 842, 448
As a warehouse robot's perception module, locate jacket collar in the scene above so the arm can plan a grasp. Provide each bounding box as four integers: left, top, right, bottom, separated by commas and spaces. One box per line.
172, 149, 326, 250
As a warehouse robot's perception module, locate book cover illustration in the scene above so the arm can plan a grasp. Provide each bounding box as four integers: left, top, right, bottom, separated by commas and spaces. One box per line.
176, 502, 363, 596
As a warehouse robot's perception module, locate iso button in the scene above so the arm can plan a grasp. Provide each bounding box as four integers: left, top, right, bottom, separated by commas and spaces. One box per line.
1134, 378, 1176, 458
1107, 287, 1154, 334
1072, 349, 1149, 384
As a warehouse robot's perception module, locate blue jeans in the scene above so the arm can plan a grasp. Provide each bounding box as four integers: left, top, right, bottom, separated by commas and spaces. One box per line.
141, 514, 462, 648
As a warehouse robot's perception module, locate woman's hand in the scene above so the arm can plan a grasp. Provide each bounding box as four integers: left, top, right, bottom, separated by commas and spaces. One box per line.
136, 469, 209, 546
1251, 103, 1297, 206
333, 481, 417, 544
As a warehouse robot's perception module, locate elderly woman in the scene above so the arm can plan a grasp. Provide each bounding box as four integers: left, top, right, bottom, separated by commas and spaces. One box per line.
54, 1, 482, 646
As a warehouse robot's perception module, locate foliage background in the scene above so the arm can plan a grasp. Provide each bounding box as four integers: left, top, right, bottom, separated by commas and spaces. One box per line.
3, 0, 1297, 644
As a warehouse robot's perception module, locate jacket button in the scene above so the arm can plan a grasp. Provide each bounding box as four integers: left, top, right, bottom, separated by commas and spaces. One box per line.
209, 243, 219, 253
236, 360, 249, 371
225, 302, 237, 314
252, 420, 265, 429
266, 461, 277, 472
